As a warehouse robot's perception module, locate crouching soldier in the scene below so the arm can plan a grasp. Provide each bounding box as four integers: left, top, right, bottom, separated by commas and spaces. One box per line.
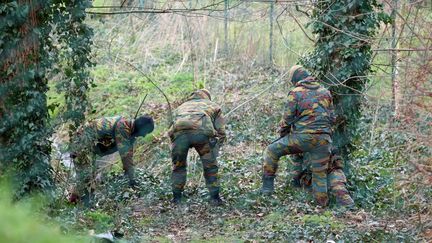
69, 115, 154, 205
168, 89, 226, 205
261, 65, 335, 206
290, 148, 355, 207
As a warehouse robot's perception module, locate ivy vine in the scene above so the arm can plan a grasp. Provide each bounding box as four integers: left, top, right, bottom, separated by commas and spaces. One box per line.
50, 0, 94, 130
0, 0, 93, 197
301, 0, 391, 154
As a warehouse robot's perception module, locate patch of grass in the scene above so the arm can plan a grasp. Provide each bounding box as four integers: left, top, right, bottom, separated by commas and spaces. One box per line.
166, 72, 196, 97
301, 211, 344, 232
85, 209, 114, 232
138, 216, 153, 227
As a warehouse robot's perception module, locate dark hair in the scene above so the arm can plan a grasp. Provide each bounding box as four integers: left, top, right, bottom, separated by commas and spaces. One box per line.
133, 115, 154, 137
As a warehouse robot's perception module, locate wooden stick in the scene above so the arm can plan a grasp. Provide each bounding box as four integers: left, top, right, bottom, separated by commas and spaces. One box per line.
134, 93, 148, 119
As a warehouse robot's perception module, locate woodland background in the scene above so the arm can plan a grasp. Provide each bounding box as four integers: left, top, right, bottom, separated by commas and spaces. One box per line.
0, 0, 431, 242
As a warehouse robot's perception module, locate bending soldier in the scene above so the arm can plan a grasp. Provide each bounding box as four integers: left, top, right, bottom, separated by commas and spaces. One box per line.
290, 148, 355, 207
70, 115, 154, 204
261, 65, 335, 206
168, 89, 226, 205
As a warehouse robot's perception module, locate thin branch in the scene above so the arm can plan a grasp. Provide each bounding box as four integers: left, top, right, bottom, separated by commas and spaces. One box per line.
118, 57, 173, 125
120, 0, 128, 8
87, 1, 226, 15
134, 93, 148, 119
382, 0, 427, 48
287, 9, 314, 42
373, 48, 432, 52
295, 4, 310, 18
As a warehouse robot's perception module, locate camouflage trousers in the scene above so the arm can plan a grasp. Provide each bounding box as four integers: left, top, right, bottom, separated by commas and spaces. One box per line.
263, 133, 331, 206
171, 133, 219, 196
291, 154, 354, 206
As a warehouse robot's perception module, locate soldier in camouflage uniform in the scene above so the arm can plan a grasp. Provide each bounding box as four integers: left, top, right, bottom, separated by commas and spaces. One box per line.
69, 115, 154, 204
168, 89, 226, 205
290, 148, 354, 207
261, 65, 335, 206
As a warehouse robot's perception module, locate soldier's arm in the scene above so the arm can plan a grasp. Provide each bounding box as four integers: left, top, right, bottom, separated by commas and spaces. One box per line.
213, 108, 226, 143
279, 91, 297, 136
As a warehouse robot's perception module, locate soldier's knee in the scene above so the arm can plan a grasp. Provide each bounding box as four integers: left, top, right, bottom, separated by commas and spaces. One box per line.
202, 157, 217, 166
204, 172, 218, 182
204, 159, 218, 173
266, 143, 284, 159
330, 183, 346, 191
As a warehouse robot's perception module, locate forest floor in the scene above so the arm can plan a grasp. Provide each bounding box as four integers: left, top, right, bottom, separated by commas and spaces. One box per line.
45, 13, 431, 242
49, 92, 428, 242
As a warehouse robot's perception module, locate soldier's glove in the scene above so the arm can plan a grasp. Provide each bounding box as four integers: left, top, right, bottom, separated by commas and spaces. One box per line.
217, 135, 226, 146
300, 170, 312, 187
290, 177, 301, 188
278, 126, 290, 137
68, 192, 80, 204
209, 137, 219, 148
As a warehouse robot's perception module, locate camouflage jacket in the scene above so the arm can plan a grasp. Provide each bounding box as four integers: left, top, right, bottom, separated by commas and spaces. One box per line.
88, 116, 135, 164
169, 91, 226, 141
280, 77, 336, 135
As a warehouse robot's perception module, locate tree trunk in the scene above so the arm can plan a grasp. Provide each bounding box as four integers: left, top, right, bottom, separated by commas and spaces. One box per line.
269, 0, 274, 65
224, 0, 229, 54
0, 0, 53, 196
391, 0, 401, 117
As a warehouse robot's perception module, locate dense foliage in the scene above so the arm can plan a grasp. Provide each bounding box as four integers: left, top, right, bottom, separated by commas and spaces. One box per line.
1, 0, 430, 241
50, 0, 94, 129
0, 0, 93, 197
302, 0, 390, 154
0, 1, 54, 197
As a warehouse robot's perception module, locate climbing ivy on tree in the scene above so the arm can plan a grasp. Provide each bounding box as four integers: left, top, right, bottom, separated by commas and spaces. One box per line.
0, 1, 54, 197
301, 0, 390, 154
0, 0, 93, 197
50, 0, 94, 130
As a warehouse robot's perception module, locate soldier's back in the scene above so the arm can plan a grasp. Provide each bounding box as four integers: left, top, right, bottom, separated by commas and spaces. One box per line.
171, 99, 220, 137
291, 80, 334, 134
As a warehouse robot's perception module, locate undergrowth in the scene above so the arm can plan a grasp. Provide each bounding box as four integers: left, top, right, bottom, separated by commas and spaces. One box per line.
43, 7, 431, 242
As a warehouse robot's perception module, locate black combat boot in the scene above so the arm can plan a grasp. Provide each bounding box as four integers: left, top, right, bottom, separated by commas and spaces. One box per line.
209, 191, 224, 206
125, 167, 138, 189
261, 175, 275, 195
172, 191, 183, 205
290, 177, 301, 188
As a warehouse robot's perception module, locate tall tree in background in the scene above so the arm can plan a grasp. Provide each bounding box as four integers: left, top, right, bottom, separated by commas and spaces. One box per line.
302, 0, 388, 157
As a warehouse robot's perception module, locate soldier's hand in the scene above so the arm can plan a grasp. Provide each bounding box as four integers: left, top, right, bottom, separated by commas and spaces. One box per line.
290, 178, 301, 188
68, 192, 80, 204
217, 135, 226, 145
278, 126, 290, 137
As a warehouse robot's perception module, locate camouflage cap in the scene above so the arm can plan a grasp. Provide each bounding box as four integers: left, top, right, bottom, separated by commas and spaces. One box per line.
287, 65, 311, 85
190, 89, 212, 100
